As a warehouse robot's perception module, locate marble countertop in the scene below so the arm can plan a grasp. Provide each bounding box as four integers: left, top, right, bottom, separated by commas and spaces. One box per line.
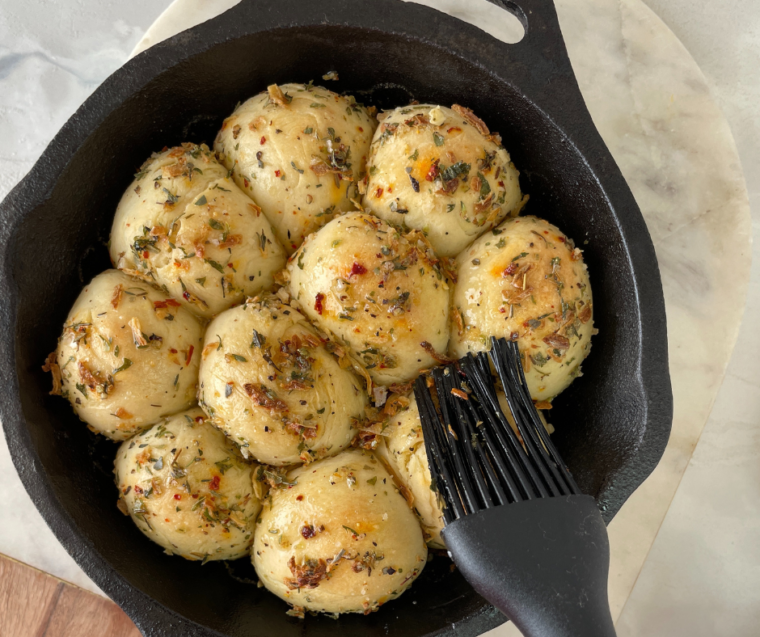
0, 1, 757, 635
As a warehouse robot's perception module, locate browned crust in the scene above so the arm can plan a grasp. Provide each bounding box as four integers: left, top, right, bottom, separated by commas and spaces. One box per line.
41, 352, 62, 396
452, 104, 490, 136
285, 557, 329, 590
420, 341, 454, 365
244, 383, 288, 413
267, 84, 289, 107
111, 284, 123, 310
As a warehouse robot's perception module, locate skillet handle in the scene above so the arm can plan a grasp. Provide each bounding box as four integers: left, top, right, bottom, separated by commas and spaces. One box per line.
478, 0, 591, 134
483, 0, 575, 71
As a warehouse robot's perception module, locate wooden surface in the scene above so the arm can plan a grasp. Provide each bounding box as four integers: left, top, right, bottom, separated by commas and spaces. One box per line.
0, 553, 141, 637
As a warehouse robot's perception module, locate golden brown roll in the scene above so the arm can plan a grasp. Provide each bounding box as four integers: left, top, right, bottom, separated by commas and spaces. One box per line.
252, 449, 427, 615
197, 293, 366, 466
109, 143, 286, 319
114, 408, 262, 561
46, 270, 203, 441
363, 104, 524, 257
287, 212, 452, 386
449, 215, 594, 401
214, 83, 377, 253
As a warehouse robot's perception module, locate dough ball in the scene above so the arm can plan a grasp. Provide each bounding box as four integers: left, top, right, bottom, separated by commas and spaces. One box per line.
449, 215, 594, 401
110, 143, 286, 319
362, 104, 524, 257
214, 83, 377, 253
197, 293, 366, 466
46, 270, 203, 441
114, 408, 262, 561
376, 394, 445, 548
252, 449, 427, 615
287, 212, 452, 386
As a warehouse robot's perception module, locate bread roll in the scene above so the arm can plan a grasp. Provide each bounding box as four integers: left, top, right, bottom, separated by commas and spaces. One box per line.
252, 449, 427, 615
449, 215, 594, 401
46, 270, 203, 440
215, 83, 376, 253
110, 143, 286, 319
114, 408, 262, 561
287, 212, 451, 386
198, 293, 366, 466
363, 104, 523, 257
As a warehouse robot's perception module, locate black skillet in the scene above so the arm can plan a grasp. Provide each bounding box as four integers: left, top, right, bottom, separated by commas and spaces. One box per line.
0, 0, 673, 635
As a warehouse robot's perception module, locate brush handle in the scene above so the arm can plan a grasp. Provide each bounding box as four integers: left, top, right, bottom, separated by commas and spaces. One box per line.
443, 495, 617, 637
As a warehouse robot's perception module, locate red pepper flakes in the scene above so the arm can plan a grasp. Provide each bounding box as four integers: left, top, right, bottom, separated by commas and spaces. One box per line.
301, 525, 316, 539
296, 495, 304, 501
260, 136, 266, 145
209, 475, 221, 491
503, 262, 519, 276
275, 170, 282, 177
350, 262, 367, 277
142, 250, 149, 259
426, 160, 440, 182
170, 348, 178, 354
314, 292, 325, 315
557, 236, 566, 243
183, 291, 191, 301
374, 187, 384, 198
154, 299, 181, 309
186, 345, 194, 366
174, 494, 182, 500
243, 178, 250, 188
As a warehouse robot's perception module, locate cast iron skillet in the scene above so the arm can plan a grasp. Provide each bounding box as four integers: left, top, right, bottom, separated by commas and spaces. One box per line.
0, 0, 673, 635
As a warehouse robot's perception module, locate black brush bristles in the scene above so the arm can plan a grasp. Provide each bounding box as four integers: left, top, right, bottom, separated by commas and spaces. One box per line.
490, 337, 580, 497
415, 378, 460, 524
415, 338, 618, 636
414, 337, 580, 523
